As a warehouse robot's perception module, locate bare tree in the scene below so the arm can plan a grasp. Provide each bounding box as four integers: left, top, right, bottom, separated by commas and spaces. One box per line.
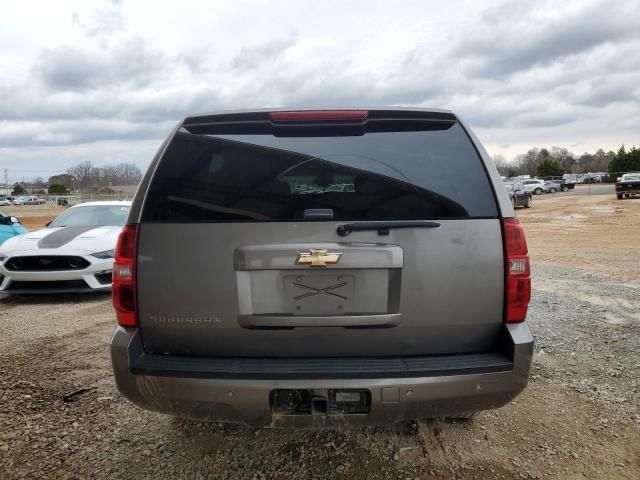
492, 154, 513, 176
116, 163, 142, 184
517, 148, 541, 176
65, 161, 142, 191
31, 177, 47, 188
508, 146, 614, 178
67, 161, 95, 190
550, 147, 575, 173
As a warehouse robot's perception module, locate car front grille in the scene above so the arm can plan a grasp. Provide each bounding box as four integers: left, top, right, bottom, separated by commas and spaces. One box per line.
7, 280, 90, 291
4, 256, 90, 271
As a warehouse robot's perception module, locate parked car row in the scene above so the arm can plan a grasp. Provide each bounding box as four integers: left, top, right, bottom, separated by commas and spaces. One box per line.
503, 177, 577, 198
0, 195, 47, 206
501, 176, 578, 209
564, 172, 606, 184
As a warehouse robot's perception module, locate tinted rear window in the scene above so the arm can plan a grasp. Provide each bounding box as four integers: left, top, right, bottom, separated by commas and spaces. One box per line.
142, 123, 498, 222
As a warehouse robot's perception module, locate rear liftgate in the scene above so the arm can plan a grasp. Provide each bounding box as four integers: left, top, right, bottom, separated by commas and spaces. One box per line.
236, 242, 401, 419
135, 108, 508, 421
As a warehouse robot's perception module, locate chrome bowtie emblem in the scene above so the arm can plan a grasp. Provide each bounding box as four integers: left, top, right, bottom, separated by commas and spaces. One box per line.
295, 249, 342, 267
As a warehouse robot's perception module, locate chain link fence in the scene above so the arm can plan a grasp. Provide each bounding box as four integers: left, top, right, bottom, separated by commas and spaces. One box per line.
44, 192, 135, 206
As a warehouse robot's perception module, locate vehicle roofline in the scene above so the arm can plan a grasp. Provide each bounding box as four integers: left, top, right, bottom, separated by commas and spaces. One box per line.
183, 106, 456, 122
67, 201, 132, 208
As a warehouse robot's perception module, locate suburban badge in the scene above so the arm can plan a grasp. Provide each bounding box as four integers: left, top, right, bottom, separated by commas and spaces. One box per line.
296, 249, 342, 267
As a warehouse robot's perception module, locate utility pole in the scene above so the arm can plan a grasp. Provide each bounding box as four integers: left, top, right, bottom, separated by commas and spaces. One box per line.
3, 169, 8, 196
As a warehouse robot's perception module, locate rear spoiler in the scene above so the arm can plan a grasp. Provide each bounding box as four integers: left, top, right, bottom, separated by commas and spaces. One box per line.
182, 109, 457, 136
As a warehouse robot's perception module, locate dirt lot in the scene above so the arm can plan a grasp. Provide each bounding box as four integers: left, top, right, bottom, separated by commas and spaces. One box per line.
1, 194, 639, 479
0, 204, 66, 231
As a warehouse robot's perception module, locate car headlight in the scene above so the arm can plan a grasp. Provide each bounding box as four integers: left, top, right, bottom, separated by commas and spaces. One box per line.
0, 254, 6, 263
91, 249, 115, 259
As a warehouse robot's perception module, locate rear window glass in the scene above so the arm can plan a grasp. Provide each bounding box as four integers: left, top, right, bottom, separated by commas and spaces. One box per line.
142, 123, 498, 222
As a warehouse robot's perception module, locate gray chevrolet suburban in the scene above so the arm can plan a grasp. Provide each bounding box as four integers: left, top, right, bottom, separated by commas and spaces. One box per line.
110, 108, 533, 427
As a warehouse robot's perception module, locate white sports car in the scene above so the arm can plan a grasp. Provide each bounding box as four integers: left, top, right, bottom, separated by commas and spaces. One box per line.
0, 201, 131, 294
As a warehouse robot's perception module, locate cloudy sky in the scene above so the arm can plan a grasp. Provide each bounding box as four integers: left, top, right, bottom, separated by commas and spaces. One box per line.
1, 0, 639, 181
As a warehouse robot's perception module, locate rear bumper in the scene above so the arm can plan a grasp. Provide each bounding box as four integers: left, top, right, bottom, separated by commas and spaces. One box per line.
616, 187, 640, 195
110, 323, 533, 427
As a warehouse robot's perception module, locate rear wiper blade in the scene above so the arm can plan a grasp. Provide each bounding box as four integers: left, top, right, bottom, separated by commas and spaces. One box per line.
337, 221, 441, 237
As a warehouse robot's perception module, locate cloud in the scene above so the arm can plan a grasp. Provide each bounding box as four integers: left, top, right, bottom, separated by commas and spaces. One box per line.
36, 36, 165, 91
231, 37, 297, 71
72, 7, 125, 37
511, 109, 583, 128
453, 0, 640, 76
177, 47, 216, 73
1, 0, 639, 177
567, 75, 640, 108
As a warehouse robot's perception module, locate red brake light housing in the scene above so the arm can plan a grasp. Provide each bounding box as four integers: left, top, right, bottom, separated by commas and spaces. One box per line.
270, 110, 368, 122
112, 224, 138, 327
502, 218, 531, 322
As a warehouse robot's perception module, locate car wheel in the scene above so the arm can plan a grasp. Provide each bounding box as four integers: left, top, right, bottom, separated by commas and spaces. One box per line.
561, 185, 568, 192
549, 187, 557, 193
524, 197, 532, 208
534, 188, 543, 195
616, 194, 623, 200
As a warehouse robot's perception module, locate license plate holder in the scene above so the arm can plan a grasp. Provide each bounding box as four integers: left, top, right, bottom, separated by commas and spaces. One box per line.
283, 274, 355, 315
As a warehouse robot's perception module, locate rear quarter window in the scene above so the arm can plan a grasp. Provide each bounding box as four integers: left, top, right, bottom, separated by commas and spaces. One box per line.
142, 123, 498, 222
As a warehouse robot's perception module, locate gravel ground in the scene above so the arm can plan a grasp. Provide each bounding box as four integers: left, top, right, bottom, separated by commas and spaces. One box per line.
1, 195, 639, 479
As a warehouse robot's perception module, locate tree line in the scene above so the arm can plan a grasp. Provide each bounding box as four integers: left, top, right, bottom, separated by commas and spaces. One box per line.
9, 161, 143, 196
46, 161, 143, 193
493, 145, 639, 179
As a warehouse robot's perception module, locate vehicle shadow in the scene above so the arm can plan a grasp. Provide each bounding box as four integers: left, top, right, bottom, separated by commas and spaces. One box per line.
163, 417, 428, 477
0, 291, 111, 308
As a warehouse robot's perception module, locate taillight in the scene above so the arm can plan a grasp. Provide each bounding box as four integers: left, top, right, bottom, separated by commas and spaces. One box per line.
270, 110, 368, 122
112, 224, 138, 327
502, 218, 531, 323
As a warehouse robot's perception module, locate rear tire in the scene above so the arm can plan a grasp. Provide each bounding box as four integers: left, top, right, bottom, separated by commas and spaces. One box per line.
617, 194, 623, 200
561, 185, 569, 192
534, 188, 543, 195
524, 197, 532, 208
549, 187, 557, 193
